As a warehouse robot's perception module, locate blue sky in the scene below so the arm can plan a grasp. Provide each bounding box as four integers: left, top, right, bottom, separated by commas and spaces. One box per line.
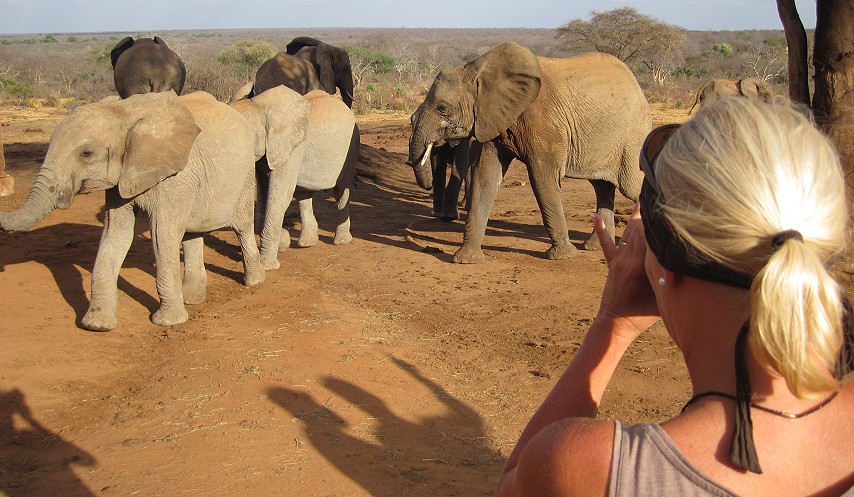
0, 0, 818, 35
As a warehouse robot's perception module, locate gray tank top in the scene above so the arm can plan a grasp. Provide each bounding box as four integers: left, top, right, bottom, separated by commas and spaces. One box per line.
609, 421, 854, 497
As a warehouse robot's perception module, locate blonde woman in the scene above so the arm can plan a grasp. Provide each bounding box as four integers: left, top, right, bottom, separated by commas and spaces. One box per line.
496, 98, 854, 497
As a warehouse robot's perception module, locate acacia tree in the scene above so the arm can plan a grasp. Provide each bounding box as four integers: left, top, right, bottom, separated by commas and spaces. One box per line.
778, 1, 854, 196
555, 7, 686, 85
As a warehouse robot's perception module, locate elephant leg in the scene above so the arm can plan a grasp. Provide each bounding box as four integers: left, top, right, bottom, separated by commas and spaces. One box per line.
259, 157, 299, 269
149, 214, 189, 327
431, 148, 448, 218
528, 161, 576, 260
296, 192, 319, 248
441, 141, 470, 221
453, 145, 510, 264
332, 184, 352, 245
254, 158, 271, 235
234, 173, 265, 286
182, 235, 207, 305
584, 179, 616, 251
81, 200, 136, 331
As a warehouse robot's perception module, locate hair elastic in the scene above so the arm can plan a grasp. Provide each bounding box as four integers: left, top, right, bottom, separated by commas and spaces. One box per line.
770, 230, 804, 251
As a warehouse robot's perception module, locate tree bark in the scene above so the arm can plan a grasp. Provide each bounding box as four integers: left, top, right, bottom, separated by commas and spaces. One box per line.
776, 0, 811, 105
813, 0, 854, 198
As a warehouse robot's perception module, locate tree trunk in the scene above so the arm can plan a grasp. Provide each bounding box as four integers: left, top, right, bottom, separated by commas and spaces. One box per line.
813, 0, 854, 198
776, 0, 811, 105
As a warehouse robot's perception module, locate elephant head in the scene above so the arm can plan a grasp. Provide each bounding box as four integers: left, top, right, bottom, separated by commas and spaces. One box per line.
0, 92, 200, 232
110, 36, 187, 99
286, 37, 354, 108
737, 77, 773, 102
408, 42, 541, 189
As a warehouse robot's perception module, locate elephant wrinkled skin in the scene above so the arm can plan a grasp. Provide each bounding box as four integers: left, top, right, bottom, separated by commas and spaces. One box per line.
409, 42, 651, 263
110, 36, 186, 99
0, 91, 263, 331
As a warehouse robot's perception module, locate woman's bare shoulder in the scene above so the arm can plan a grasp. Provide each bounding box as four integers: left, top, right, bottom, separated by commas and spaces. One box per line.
514, 418, 616, 497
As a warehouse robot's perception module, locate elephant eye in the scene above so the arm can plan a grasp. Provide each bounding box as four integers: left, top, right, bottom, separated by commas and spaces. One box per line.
436, 102, 449, 114
80, 149, 94, 159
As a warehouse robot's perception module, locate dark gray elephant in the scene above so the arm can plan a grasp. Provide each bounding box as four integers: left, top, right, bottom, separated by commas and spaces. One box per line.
110, 36, 186, 99
249, 52, 324, 99
688, 77, 773, 114
409, 42, 651, 263
286, 37, 354, 108
411, 102, 476, 221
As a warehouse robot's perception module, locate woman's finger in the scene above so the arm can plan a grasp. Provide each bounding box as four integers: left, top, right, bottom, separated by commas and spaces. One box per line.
592, 213, 618, 261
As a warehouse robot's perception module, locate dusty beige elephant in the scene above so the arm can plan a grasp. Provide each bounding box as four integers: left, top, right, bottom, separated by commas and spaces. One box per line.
0, 91, 263, 331
688, 77, 773, 114
229, 86, 360, 270
409, 42, 651, 263
0, 130, 12, 196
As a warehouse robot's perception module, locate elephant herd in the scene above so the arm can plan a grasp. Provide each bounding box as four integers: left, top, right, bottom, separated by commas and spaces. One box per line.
0, 35, 774, 331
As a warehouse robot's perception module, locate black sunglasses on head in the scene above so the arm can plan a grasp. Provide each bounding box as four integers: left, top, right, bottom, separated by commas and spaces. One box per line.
639, 124, 681, 193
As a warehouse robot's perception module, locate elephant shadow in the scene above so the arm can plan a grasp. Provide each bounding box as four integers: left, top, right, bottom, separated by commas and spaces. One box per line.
305, 144, 590, 262
0, 221, 160, 326
267, 357, 504, 497
0, 388, 97, 496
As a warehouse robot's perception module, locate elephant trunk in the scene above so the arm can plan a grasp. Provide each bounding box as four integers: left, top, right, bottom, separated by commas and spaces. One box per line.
412, 142, 434, 190
0, 168, 70, 231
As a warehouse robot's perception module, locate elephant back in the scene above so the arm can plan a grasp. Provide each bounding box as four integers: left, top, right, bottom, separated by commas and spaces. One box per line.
297, 91, 356, 190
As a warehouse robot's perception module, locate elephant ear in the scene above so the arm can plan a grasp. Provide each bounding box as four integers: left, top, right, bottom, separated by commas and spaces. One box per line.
117, 92, 201, 198
314, 43, 337, 95
470, 42, 541, 142
251, 86, 311, 170
110, 36, 134, 69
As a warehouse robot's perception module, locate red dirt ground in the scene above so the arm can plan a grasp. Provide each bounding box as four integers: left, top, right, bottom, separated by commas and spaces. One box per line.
0, 102, 750, 496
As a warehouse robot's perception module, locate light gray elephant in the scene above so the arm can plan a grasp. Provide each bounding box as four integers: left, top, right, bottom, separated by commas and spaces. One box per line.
230, 87, 360, 270
0, 91, 263, 331
408, 42, 651, 263
688, 77, 773, 114
110, 36, 186, 99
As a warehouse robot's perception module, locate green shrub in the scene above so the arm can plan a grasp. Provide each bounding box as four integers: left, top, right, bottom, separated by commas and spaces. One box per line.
710, 42, 733, 57
342, 45, 396, 74
216, 40, 278, 70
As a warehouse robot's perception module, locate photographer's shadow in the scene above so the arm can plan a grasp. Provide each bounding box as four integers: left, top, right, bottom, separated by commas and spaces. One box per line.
0, 388, 97, 496
268, 357, 504, 496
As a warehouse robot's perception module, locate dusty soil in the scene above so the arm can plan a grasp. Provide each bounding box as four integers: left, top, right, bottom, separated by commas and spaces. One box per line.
0, 102, 694, 496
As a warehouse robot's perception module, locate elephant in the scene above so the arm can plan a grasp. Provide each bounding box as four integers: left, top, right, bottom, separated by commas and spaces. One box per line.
408, 42, 651, 263
688, 77, 773, 114
0, 133, 12, 196
410, 101, 476, 221
110, 36, 186, 99
248, 52, 324, 100
285, 37, 355, 108
0, 91, 263, 331
230, 87, 360, 270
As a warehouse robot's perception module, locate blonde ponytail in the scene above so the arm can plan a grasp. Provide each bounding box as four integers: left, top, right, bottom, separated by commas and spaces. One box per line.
655, 97, 849, 397
750, 236, 844, 396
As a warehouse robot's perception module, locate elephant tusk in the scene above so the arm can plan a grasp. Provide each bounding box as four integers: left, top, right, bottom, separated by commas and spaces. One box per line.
419, 142, 434, 168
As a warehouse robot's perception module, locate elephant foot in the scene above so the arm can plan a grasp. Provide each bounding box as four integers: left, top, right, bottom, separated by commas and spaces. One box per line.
453, 245, 485, 264
151, 305, 189, 327
546, 242, 578, 260
81, 307, 117, 332
244, 269, 265, 287
278, 229, 291, 253
439, 212, 459, 222
261, 256, 280, 271
297, 233, 319, 248
582, 231, 606, 251
182, 285, 206, 305
333, 229, 352, 246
